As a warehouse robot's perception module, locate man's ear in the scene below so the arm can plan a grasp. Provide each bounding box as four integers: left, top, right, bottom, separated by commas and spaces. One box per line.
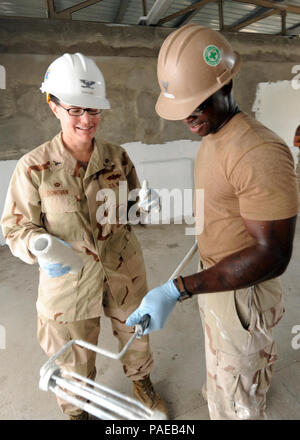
48, 101, 60, 119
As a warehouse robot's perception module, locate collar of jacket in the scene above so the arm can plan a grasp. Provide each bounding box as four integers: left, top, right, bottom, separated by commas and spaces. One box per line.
50, 132, 113, 178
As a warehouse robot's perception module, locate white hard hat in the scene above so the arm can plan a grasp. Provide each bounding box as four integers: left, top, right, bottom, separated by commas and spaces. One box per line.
41, 52, 110, 109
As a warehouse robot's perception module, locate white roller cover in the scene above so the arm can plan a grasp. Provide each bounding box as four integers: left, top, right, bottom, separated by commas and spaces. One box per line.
30, 234, 83, 274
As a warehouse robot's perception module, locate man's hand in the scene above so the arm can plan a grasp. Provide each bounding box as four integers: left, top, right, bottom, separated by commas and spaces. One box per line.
126, 280, 180, 334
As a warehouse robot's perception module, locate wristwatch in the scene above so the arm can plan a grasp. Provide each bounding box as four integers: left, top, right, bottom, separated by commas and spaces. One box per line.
173, 276, 193, 302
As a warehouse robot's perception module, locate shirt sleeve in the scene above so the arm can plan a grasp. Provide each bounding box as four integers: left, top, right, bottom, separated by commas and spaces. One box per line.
229, 142, 300, 221
1, 157, 46, 264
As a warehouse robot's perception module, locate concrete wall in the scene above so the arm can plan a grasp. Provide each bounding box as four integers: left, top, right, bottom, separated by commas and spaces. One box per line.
1, 17, 300, 244
2, 17, 300, 157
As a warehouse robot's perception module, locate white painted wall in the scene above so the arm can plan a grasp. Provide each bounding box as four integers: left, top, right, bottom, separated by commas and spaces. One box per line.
252, 80, 300, 168
122, 140, 199, 224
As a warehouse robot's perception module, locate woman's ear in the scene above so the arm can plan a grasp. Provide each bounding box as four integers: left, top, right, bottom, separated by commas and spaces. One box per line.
48, 101, 60, 120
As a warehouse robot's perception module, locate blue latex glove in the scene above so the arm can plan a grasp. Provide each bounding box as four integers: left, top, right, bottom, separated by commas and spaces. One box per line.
38, 261, 71, 278
126, 280, 180, 334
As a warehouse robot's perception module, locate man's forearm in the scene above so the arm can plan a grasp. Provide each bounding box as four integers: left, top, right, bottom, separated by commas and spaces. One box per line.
183, 216, 297, 295
183, 243, 290, 295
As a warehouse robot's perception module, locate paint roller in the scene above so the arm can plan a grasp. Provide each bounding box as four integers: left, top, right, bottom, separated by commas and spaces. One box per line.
29, 233, 83, 274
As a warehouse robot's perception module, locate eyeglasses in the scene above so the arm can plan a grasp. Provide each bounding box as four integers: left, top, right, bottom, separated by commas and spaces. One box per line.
58, 104, 103, 117
190, 96, 213, 116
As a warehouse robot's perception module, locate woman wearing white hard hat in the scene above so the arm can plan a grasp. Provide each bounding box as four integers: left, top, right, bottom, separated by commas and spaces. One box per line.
1, 53, 167, 420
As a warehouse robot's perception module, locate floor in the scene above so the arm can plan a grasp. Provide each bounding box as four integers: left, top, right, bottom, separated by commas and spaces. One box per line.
0, 221, 299, 420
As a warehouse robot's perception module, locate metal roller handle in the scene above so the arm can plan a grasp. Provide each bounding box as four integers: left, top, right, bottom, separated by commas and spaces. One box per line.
40, 313, 152, 385
168, 242, 198, 280
133, 242, 197, 339
40, 241, 197, 391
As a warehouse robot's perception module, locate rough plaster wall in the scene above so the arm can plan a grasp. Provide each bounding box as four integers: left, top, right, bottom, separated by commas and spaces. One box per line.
2, 18, 300, 159
1, 18, 300, 246
0, 18, 190, 159
0, 53, 168, 159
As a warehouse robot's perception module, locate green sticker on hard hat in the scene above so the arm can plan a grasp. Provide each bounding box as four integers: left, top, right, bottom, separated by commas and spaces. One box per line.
203, 45, 221, 66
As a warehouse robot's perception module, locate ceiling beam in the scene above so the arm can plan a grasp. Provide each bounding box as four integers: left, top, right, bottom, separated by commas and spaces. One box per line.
286, 21, 300, 34
157, 0, 215, 26
114, 0, 130, 23
176, 9, 203, 26
226, 8, 278, 32
281, 10, 287, 35
232, 0, 300, 15
142, 0, 147, 17
175, 0, 211, 27
155, 0, 300, 27
47, 0, 56, 18
276, 20, 300, 35
139, 0, 174, 25
219, 0, 224, 30
47, 0, 103, 20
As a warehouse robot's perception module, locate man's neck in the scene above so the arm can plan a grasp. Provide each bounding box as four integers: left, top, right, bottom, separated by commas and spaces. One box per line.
213, 105, 240, 134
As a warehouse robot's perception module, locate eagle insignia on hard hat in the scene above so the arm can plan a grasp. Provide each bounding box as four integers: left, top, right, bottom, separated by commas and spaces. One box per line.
203, 45, 221, 67
80, 79, 96, 89
161, 81, 175, 99
40, 53, 111, 109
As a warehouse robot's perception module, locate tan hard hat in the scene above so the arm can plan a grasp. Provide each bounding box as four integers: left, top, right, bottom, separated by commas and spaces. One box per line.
155, 24, 241, 120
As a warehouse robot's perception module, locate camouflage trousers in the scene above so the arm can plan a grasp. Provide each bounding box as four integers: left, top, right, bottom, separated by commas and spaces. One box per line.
37, 281, 154, 417
198, 276, 284, 420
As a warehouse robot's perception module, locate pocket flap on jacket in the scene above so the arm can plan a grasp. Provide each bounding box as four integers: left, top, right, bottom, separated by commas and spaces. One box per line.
42, 194, 79, 213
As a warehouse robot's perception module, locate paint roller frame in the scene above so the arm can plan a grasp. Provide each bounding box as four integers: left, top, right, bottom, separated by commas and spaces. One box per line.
39, 241, 198, 419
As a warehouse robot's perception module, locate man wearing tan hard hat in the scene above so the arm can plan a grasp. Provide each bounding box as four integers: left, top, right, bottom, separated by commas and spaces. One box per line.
127, 25, 299, 420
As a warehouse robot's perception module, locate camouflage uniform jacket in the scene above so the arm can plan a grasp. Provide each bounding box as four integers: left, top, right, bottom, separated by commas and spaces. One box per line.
1, 132, 147, 322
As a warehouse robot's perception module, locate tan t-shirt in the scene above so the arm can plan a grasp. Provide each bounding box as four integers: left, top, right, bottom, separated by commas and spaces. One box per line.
195, 112, 299, 267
